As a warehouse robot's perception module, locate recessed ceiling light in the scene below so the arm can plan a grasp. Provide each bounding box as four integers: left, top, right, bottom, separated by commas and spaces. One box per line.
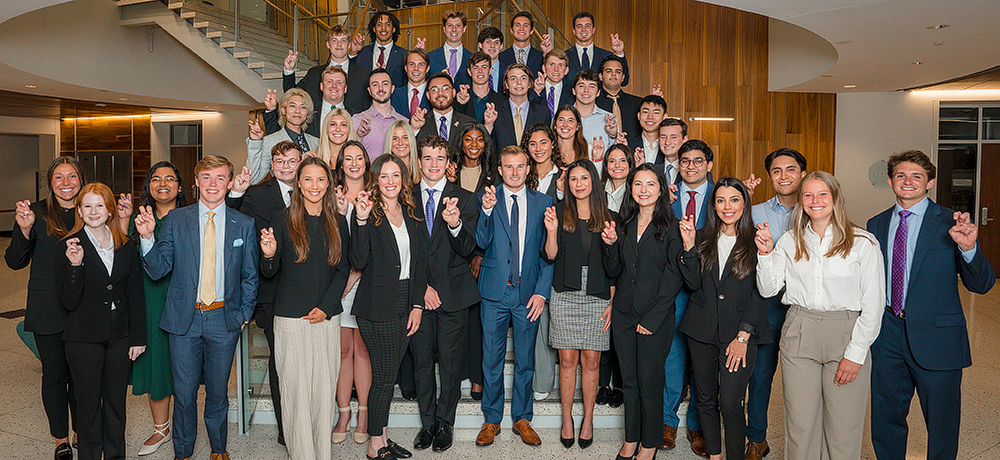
835, 40, 852, 45
934, 41, 945, 46
821, 74, 834, 78
95, 103, 107, 107
844, 85, 856, 88
24, 84, 36, 89
118, 97, 128, 101
912, 61, 925, 65
926, 24, 950, 30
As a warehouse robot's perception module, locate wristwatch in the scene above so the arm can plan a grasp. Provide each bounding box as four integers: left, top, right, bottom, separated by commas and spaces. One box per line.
737, 336, 749, 344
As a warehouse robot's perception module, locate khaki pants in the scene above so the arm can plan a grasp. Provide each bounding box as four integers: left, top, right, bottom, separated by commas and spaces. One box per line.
780, 306, 870, 460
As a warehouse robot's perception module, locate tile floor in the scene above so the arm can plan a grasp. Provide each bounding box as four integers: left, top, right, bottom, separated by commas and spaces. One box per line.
1, 236, 999, 459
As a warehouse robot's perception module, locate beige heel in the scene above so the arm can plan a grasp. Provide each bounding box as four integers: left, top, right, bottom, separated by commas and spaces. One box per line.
353, 406, 369, 443
331, 407, 350, 444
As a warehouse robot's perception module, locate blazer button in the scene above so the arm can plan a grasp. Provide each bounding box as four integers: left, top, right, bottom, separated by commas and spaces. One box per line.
718, 294, 725, 300
107, 284, 113, 290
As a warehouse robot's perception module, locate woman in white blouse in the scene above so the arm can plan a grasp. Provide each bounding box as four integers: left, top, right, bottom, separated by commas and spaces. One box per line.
754, 171, 884, 460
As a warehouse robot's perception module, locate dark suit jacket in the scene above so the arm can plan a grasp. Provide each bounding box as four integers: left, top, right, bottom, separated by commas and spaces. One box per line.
596, 89, 642, 140
671, 180, 714, 230
498, 46, 544, 76
491, 98, 551, 150
416, 109, 476, 144
867, 200, 995, 370
4, 201, 75, 334
349, 208, 428, 321
564, 45, 630, 87
455, 88, 506, 124
391, 85, 430, 118
530, 83, 575, 117
354, 42, 407, 88
677, 234, 771, 346
545, 203, 616, 299
58, 232, 146, 345
429, 46, 472, 88
141, 204, 259, 334
225, 177, 287, 315
413, 182, 480, 311
283, 62, 371, 136
604, 218, 684, 334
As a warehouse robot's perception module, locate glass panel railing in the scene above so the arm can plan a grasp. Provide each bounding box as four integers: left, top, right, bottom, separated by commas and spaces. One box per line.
475, 0, 572, 57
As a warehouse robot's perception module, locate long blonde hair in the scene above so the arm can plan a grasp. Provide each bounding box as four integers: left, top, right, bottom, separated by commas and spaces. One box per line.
790, 171, 861, 261
383, 120, 421, 183
316, 108, 356, 166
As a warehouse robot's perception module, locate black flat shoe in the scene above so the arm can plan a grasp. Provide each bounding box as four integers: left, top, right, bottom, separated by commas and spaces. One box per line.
608, 387, 625, 408
596, 386, 611, 405
386, 439, 412, 459
54, 443, 72, 460
277, 431, 285, 446
366, 446, 396, 460
432, 422, 453, 452
413, 425, 435, 450
400, 387, 417, 401
470, 390, 483, 401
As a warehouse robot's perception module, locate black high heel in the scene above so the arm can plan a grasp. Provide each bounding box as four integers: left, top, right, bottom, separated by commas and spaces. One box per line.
560, 421, 574, 448
615, 443, 637, 460
579, 420, 593, 449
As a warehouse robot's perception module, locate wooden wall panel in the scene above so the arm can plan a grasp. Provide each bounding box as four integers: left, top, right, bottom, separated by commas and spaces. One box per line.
60, 116, 152, 196
392, 1, 489, 52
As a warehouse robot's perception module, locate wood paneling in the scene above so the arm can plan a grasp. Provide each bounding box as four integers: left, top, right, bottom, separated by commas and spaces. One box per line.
392, 1, 490, 52
532, 0, 837, 204
61, 116, 152, 196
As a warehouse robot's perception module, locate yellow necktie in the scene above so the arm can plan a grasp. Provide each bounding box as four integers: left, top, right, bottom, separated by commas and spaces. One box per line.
514, 106, 524, 144
608, 94, 622, 137
200, 211, 216, 305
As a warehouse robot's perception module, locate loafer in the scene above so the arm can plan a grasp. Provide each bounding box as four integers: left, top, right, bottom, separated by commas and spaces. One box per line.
470, 390, 483, 401
54, 443, 72, 460
432, 422, 453, 452
660, 424, 677, 449
687, 429, 708, 457
386, 439, 411, 459
512, 419, 541, 446
476, 422, 500, 446
608, 387, 625, 408
400, 387, 417, 401
745, 440, 770, 460
596, 386, 611, 405
209, 453, 231, 460
365, 446, 396, 460
413, 424, 436, 450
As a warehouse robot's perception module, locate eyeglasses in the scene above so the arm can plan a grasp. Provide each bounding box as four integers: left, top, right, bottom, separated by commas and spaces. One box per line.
150, 176, 177, 183
272, 158, 300, 168
679, 157, 706, 167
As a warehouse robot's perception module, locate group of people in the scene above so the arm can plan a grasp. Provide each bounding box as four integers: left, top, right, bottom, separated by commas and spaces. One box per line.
5, 7, 995, 460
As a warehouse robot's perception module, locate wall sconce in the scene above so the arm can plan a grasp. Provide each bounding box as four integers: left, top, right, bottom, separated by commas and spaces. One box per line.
688, 117, 735, 122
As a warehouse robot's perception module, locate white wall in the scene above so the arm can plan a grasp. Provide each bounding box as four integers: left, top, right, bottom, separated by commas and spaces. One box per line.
150, 110, 250, 168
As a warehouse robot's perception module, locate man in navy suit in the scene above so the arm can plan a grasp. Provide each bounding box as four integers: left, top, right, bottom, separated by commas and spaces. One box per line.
352, 11, 407, 88
455, 52, 506, 124
530, 50, 574, 118
474, 146, 554, 447
564, 11, 630, 88
497, 11, 550, 78
476, 26, 504, 94
867, 150, 995, 460
486, 63, 551, 150
657, 118, 689, 185
628, 95, 668, 164
428, 10, 472, 88
596, 55, 642, 144
391, 49, 431, 118
415, 72, 476, 144
136, 155, 258, 460
283, 24, 370, 122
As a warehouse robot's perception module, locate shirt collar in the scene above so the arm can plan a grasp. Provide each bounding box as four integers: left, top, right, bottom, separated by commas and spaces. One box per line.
679, 180, 710, 196
421, 179, 445, 195
444, 43, 463, 54
409, 82, 427, 93
328, 58, 349, 72
513, 44, 531, 54
503, 185, 527, 202
893, 196, 929, 217
199, 200, 226, 216
769, 196, 794, 214
276, 180, 293, 201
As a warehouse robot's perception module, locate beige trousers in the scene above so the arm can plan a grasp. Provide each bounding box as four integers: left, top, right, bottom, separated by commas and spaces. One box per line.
780, 306, 870, 460
274, 315, 341, 460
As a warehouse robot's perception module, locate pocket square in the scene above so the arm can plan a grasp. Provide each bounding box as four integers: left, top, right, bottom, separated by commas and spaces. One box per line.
233, 238, 244, 247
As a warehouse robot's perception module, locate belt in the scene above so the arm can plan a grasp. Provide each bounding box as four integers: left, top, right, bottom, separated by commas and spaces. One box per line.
507, 277, 520, 286
197, 301, 225, 311
885, 305, 905, 319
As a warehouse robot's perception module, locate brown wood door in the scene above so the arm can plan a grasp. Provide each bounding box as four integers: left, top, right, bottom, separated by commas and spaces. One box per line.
170, 146, 201, 203
979, 144, 1000, 266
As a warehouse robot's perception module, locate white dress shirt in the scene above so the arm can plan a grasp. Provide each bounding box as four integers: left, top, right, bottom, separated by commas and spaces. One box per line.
390, 219, 410, 280
717, 233, 736, 280
536, 165, 560, 197
482, 185, 528, 270
84, 225, 116, 310
642, 135, 659, 164
277, 180, 293, 207
421, 179, 463, 236
605, 180, 626, 213
372, 42, 394, 68
545, 81, 565, 109
756, 225, 886, 364
433, 108, 455, 139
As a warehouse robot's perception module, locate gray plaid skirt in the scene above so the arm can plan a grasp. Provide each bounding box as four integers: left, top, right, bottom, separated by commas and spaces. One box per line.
548, 267, 610, 351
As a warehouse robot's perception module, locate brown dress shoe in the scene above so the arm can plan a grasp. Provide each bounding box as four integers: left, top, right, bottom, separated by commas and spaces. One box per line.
475, 423, 501, 446
209, 453, 231, 460
660, 424, 677, 449
687, 429, 708, 457
512, 419, 542, 446
745, 440, 770, 460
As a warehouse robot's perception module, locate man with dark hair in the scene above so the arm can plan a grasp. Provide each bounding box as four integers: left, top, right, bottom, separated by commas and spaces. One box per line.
486, 63, 550, 150
744, 147, 806, 460
352, 11, 407, 88
573, 69, 617, 150
429, 10, 472, 88
409, 135, 480, 452
477, 26, 504, 93
283, 24, 370, 123
596, 55, 641, 143
867, 149, 994, 460
392, 49, 432, 118
415, 72, 476, 143
564, 11, 630, 87
629, 95, 667, 161
657, 118, 689, 184
530, 50, 574, 117
455, 52, 506, 124
354, 68, 414, 159
498, 11, 551, 77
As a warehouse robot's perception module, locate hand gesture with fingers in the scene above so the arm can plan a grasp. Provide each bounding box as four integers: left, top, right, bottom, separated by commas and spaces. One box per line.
441, 197, 461, 227
633, 147, 645, 166
611, 34, 625, 55
349, 33, 364, 56
134, 205, 156, 239
604, 114, 619, 138
668, 183, 678, 203
484, 103, 498, 129
540, 34, 553, 54
481, 186, 497, 211
233, 166, 253, 194
445, 161, 457, 183
248, 119, 264, 140
949, 211, 978, 252
14, 200, 35, 238
65, 238, 84, 266
679, 214, 696, 250
456, 84, 471, 105
743, 174, 761, 196
264, 89, 278, 111
555, 167, 567, 193
651, 84, 663, 97
755, 222, 774, 254
355, 191, 373, 221
260, 227, 277, 258
415, 37, 426, 50
601, 220, 618, 245
410, 108, 427, 132
592, 137, 606, 162
283, 50, 298, 71
356, 117, 372, 139
534, 71, 546, 94
335, 185, 348, 212
544, 205, 558, 234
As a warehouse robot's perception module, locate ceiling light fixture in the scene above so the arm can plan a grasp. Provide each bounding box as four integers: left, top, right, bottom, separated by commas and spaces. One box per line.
118, 97, 128, 101
925, 24, 950, 30
835, 40, 852, 45
934, 41, 945, 46
63, 111, 217, 121
844, 85, 857, 88
912, 61, 925, 65
24, 84, 36, 89
688, 117, 735, 122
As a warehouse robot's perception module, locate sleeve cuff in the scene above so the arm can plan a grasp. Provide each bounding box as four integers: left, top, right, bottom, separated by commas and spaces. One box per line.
960, 245, 977, 263
229, 190, 245, 199
448, 221, 462, 237
739, 323, 755, 337
843, 343, 868, 366
139, 236, 155, 256
283, 69, 294, 76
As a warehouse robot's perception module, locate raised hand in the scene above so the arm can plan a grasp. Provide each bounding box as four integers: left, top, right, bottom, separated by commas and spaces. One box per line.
441, 196, 461, 227
949, 211, 978, 252
349, 33, 365, 56
65, 237, 84, 266
483, 102, 498, 129
611, 33, 625, 55
592, 136, 606, 162
445, 161, 457, 183
615, 131, 628, 145
414, 37, 426, 50
355, 191, 373, 221
481, 186, 497, 211
540, 34, 553, 54
264, 88, 278, 111
334, 185, 348, 212
259, 227, 277, 259
116, 193, 133, 233
14, 200, 35, 238
679, 214, 696, 250
668, 183, 678, 203
543, 205, 558, 233
534, 71, 546, 94
410, 108, 427, 132
633, 147, 645, 166
601, 220, 618, 245
555, 167, 567, 193
232, 166, 253, 194
134, 205, 156, 239
604, 113, 619, 138
283, 50, 298, 71
248, 119, 264, 140
651, 84, 663, 97
456, 84, 471, 105
743, 173, 761, 196
755, 222, 774, 254
356, 117, 372, 139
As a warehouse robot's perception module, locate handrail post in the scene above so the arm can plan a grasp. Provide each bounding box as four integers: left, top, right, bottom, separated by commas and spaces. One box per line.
293, 5, 300, 55
234, 0, 240, 43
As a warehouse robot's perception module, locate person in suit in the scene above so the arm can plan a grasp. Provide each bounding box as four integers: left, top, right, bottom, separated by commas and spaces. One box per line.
316, 108, 357, 167
352, 11, 407, 88
628, 96, 667, 166
59, 183, 146, 460
657, 118, 689, 185
6, 156, 86, 460
415, 72, 476, 143
601, 163, 685, 460
531, 50, 574, 118
596, 55, 642, 144
226, 141, 302, 447
354, 69, 412, 160
455, 52, 507, 124
564, 12, 630, 88
267, 66, 355, 137
542, 159, 617, 449
350, 154, 428, 460
487, 63, 551, 151
450, 122, 498, 194
663, 139, 713, 455
756, 171, 885, 460
135, 155, 259, 460
524, 123, 565, 201
474, 146, 555, 447
247, 88, 318, 184
867, 150, 995, 460
498, 11, 550, 77
283, 24, 371, 120
476, 26, 504, 94
258, 156, 352, 460
428, 10, 472, 88
677, 178, 771, 460
391, 49, 431, 118
409, 136, 480, 452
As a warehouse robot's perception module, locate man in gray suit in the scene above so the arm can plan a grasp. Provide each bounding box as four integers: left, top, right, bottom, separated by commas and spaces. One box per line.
246, 88, 319, 184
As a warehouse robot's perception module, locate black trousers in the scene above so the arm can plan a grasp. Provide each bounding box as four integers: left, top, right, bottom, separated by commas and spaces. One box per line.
613, 310, 673, 448
34, 331, 77, 439
687, 336, 757, 459
255, 303, 283, 438
357, 282, 411, 436
598, 332, 624, 388
410, 307, 469, 426
464, 302, 484, 385
64, 334, 131, 460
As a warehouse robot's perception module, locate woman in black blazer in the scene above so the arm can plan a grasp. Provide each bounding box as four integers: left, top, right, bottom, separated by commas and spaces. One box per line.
60, 183, 146, 460
602, 163, 685, 460
4, 156, 86, 460
677, 178, 770, 460
524, 123, 566, 201
350, 154, 427, 460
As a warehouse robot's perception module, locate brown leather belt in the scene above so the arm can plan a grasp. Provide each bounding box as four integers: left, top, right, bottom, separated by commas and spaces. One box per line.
197, 301, 224, 311
886, 305, 905, 319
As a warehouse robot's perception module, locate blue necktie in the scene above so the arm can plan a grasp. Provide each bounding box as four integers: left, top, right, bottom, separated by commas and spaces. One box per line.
285, 127, 309, 152
509, 194, 520, 283
582, 47, 590, 70
425, 189, 437, 235
439, 116, 448, 139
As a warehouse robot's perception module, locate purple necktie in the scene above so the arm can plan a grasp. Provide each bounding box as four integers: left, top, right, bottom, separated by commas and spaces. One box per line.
509, 195, 520, 283
439, 116, 448, 138
488, 73, 494, 92
547, 86, 556, 114
890, 210, 912, 315
425, 189, 437, 234
448, 49, 458, 78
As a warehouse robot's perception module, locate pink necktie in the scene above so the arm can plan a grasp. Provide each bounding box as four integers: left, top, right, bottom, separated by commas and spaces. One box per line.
410, 89, 419, 117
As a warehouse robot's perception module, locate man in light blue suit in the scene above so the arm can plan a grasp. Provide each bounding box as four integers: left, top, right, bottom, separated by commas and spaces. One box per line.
428, 10, 472, 89
136, 155, 259, 460
474, 145, 554, 447
867, 150, 995, 460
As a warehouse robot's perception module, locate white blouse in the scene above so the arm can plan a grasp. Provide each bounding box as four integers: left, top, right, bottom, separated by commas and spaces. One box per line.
390, 219, 410, 280
605, 180, 626, 213
756, 224, 885, 364
717, 233, 736, 280
84, 225, 116, 310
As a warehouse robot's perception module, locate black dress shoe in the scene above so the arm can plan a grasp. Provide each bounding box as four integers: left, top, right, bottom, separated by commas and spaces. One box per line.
608, 387, 625, 408
432, 422, 453, 452
277, 432, 285, 446
470, 390, 483, 401
365, 446, 396, 460
413, 425, 436, 450
596, 386, 611, 405
561, 421, 575, 448
579, 436, 593, 449
54, 443, 73, 460
386, 439, 412, 459
400, 387, 417, 401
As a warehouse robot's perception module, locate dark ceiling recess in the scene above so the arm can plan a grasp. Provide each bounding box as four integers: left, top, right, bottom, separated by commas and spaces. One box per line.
0, 90, 204, 119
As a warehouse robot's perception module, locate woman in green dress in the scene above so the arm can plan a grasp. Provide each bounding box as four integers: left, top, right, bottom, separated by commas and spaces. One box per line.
125, 162, 187, 456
